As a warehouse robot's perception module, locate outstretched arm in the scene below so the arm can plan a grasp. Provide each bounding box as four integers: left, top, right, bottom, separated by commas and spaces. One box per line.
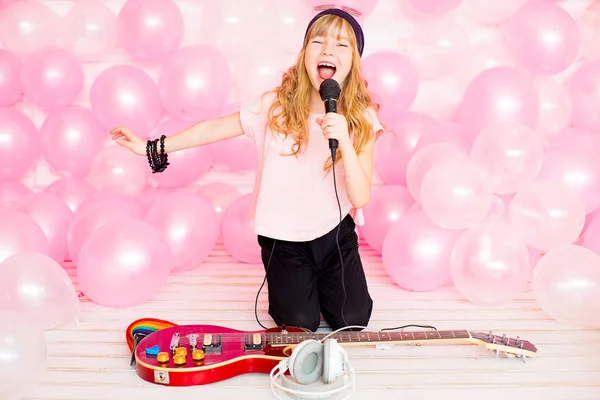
110, 112, 245, 155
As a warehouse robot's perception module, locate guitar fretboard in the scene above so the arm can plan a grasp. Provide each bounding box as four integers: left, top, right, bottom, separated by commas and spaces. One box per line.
266, 330, 470, 345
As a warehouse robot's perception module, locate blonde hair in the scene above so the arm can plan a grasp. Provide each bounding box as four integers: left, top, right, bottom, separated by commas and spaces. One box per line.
266, 14, 380, 171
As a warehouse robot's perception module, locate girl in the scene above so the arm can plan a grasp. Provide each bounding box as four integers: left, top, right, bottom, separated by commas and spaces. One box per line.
111, 5, 384, 333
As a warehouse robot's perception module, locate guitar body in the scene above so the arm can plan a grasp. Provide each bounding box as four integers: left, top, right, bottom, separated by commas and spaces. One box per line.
127, 318, 537, 387
133, 324, 304, 386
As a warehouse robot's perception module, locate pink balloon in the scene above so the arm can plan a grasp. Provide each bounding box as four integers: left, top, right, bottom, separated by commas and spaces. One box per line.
535, 78, 572, 139
538, 141, 600, 214
455, 67, 540, 140
509, 180, 586, 251
414, 122, 471, 153
90, 65, 162, 138
506, 1, 579, 75
77, 219, 170, 307
582, 212, 600, 256
62, 0, 117, 59
221, 194, 261, 264
580, 1, 600, 61
375, 111, 437, 185
361, 185, 415, 253
304, 0, 378, 17
145, 192, 219, 273
0, 0, 59, 53
40, 106, 106, 178
135, 186, 175, 213
87, 146, 149, 196
0, 252, 79, 330
43, 177, 96, 213
67, 198, 144, 264
567, 60, 600, 132
20, 47, 84, 109
545, 127, 600, 153
0, 108, 40, 181
381, 210, 461, 291
0, 209, 48, 264
0, 180, 31, 207
407, 0, 462, 14
470, 122, 543, 194
116, 0, 184, 61
158, 45, 232, 121
148, 119, 213, 188
195, 182, 242, 218
362, 52, 419, 123
407, 142, 466, 202
533, 245, 600, 328
12, 193, 73, 263
451, 219, 530, 305
465, 0, 527, 25
420, 157, 494, 229
0, 311, 46, 400
0, 49, 22, 106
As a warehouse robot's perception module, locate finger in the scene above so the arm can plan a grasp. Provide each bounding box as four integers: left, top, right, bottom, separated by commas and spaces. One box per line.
316, 118, 323, 125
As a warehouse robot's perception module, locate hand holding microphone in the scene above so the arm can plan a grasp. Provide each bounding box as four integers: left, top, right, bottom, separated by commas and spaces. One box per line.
317, 79, 351, 162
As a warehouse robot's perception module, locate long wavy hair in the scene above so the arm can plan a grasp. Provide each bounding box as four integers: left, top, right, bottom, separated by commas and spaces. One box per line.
266, 14, 381, 171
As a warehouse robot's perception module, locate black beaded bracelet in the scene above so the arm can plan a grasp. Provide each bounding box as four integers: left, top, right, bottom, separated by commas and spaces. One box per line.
145, 135, 169, 173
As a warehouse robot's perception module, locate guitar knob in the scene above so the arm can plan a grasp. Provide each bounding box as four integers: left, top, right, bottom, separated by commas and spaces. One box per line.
175, 347, 187, 356
192, 350, 205, 362
173, 354, 186, 366
157, 352, 169, 363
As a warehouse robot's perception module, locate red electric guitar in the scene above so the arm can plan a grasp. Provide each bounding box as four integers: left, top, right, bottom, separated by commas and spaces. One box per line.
126, 318, 537, 387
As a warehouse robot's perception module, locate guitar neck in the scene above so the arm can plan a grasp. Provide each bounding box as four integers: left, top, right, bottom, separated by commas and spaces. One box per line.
267, 329, 471, 347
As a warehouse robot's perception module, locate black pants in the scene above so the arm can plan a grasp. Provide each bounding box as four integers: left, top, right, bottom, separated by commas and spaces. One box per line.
257, 214, 373, 332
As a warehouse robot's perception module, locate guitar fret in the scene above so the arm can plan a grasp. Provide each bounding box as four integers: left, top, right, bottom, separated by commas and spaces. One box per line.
267, 330, 471, 346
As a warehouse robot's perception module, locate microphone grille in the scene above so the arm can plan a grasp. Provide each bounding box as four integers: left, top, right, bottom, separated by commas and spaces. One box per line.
319, 79, 341, 101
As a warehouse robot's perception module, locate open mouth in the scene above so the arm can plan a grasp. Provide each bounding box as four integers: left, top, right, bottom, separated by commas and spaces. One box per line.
317, 62, 336, 80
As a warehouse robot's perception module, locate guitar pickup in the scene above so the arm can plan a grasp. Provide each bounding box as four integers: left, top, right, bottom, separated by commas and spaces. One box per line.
169, 333, 180, 354
202, 334, 222, 355
244, 333, 264, 351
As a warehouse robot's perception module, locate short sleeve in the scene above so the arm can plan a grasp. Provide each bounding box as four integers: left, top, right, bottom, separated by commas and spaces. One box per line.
365, 107, 384, 141
239, 92, 276, 142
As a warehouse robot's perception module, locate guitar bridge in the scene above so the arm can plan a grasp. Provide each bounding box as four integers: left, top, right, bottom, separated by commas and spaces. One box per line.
244, 333, 264, 351
202, 334, 222, 355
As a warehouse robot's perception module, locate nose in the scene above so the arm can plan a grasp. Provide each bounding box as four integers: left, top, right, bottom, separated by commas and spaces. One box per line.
321, 41, 335, 56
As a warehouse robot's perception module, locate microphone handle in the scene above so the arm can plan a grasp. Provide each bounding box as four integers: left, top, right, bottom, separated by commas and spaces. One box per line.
324, 98, 338, 151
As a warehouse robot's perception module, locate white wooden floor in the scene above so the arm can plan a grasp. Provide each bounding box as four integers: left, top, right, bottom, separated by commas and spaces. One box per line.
29, 241, 600, 400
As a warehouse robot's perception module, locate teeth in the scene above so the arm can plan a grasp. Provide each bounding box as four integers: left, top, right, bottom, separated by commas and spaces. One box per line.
318, 62, 336, 68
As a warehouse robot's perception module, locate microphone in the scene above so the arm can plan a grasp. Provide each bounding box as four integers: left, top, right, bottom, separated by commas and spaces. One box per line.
319, 79, 341, 161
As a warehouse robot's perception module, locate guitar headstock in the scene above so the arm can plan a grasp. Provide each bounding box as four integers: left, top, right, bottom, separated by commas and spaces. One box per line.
470, 331, 537, 361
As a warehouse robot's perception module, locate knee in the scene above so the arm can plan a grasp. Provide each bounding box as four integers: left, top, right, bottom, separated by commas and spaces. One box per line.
270, 309, 321, 332
329, 299, 373, 331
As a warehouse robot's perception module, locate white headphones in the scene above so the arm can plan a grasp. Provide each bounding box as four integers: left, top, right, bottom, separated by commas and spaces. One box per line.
270, 338, 355, 399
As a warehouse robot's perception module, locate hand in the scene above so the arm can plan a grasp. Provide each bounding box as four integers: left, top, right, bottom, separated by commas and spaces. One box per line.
316, 113, 352, 151
110, 126, 146, 156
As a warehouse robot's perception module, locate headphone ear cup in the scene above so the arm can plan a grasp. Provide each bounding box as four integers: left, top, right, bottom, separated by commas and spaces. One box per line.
322, 339, 344, 384
288, 339, 324, 385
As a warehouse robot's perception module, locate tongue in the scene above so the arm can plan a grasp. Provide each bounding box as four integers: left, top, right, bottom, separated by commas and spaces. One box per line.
318, 66, 335, 80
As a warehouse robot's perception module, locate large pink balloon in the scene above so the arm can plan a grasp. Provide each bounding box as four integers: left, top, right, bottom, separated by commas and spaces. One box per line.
90, 65, 162, 138
0, 49, 21, 106
362, 52, 419, 123
0, 209, 48, 264
535, 78, 572, 138
406, 142, 466, 202
0, 0, 59, 53
87, 145, 149, 196
506, 1, 579, 75
509, 180, 586, 252
533, 245, 600, 328
470, 122, 543, 194
420, 157, 494, 229
455, 67, 540, 140
12, 193, 73, 263
0, 108, 40, 181
20, 47, 84, 109
0, 180, 31, 207
304, 0, 378, 17
194, 182, 242, 219
407, 0, 462, 14
374, 111, 437, 185
567, 60, 600, 133
43, 177, 96, 213
451, 219, 530, 305
580, 1, 600, 61
0, 311, 46, 400
77, 219, 171, 307
145, 192, 219, 273
116, 0, 184, 61
381, 210, 461, 291
361, 185, 415, 253
0, 252, 79, 330
582, 213, 600, 257
221, 194, 261, 264
62, 0, 117, 60
40, 106, 106, 178
158, 46, 232, 122
414, 122, 471, 153
537, 141, 600, 214
148, 119, 213, 188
